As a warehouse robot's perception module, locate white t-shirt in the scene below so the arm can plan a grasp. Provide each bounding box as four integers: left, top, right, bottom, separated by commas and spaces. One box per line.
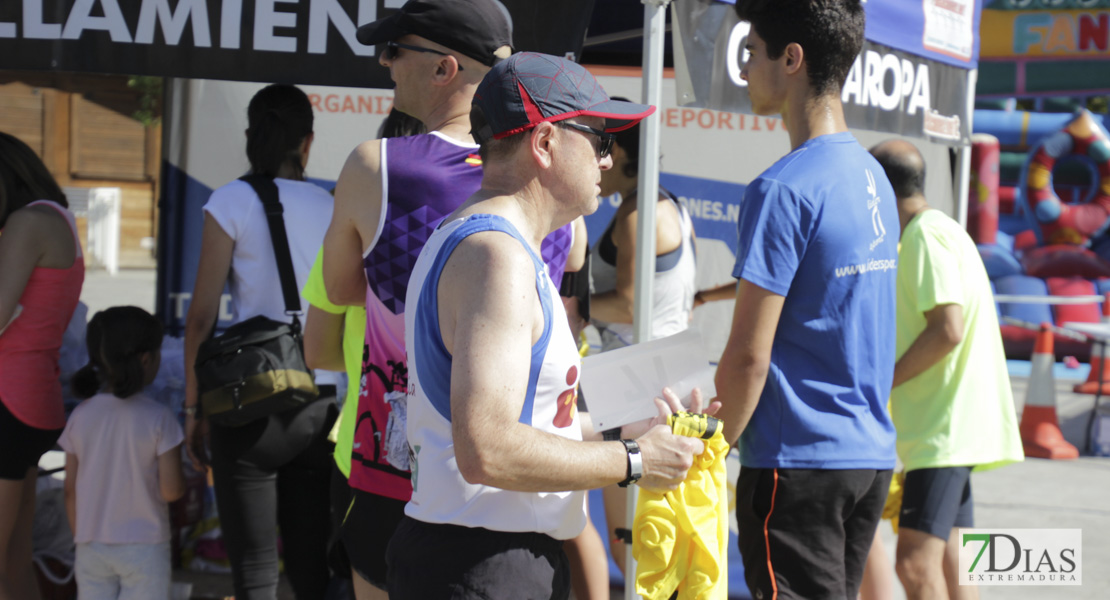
203, 177, 337, 386
58, 392, 184, 544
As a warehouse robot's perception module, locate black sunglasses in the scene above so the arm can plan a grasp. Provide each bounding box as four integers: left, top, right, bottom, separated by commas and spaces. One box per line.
558, 121, 614, 159
384, 41, 463, 71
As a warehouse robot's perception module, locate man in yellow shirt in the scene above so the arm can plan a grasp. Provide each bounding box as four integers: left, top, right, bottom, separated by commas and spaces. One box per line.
872, 140, 1023, 600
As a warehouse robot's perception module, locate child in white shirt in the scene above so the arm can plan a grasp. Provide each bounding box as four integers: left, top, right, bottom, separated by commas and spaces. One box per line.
58, 306, 185, 599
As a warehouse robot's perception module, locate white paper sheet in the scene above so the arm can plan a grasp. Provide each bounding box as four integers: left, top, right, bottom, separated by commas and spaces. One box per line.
580, 328, 716, 431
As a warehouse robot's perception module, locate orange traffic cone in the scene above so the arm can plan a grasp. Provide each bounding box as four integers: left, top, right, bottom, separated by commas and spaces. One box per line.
1074, 293, 1110, 394
1022, 323, 1080, 459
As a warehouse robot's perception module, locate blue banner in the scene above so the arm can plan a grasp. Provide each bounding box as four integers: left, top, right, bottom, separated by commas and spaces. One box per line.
865, 0, 983, 67
712, 0, 982, 68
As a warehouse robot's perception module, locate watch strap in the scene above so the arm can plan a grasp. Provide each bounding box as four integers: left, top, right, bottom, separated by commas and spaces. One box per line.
618, 439, 643, 487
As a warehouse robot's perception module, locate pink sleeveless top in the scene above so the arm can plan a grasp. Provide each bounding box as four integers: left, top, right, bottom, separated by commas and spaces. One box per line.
0, 201, 85, 430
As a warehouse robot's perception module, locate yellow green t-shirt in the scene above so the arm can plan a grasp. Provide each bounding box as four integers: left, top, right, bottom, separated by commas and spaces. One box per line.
892, 210, 1023, 472
302, 247, 366, 478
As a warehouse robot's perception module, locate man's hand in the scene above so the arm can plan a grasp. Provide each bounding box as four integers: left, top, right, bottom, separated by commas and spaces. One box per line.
635, 424, 703, 492
619, 387, 720, 440
630, 389, 712, 492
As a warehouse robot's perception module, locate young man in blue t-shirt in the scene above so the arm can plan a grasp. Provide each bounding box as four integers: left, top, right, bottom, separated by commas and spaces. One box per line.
715, 1, 900, 598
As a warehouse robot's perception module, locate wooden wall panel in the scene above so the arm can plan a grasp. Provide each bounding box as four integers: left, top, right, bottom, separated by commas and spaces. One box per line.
70, 91, 148, 181
1, 72, 159, 268
0, 83, 45, 155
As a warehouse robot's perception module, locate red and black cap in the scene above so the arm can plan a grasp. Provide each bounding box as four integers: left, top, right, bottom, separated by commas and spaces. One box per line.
356, 0, 513, 67
472, 52, 656, 144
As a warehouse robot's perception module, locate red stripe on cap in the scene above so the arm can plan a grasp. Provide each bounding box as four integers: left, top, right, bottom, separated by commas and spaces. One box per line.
518, 82, 545, 128
491, 111, 590, 140
580, 106, 658, 132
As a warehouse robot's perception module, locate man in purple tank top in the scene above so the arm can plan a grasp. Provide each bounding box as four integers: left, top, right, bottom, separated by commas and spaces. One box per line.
320, 1, 514, 597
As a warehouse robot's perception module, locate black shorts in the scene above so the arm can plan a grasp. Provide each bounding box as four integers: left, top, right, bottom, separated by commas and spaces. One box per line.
387, 516, 570, 600
339, 488, 407, 589
737, 467, 892, 600
0, 398, 62, 480
899, 466, 974, 541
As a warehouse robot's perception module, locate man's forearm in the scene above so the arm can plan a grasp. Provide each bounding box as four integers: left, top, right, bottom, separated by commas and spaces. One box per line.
456, 423, 629, 492
304, 308, 346, 371
589, 290, 634, 324
714, 353, 768, 445
892, 326, 958, 387
893, 304, 963, 388
713, 279, 783, 445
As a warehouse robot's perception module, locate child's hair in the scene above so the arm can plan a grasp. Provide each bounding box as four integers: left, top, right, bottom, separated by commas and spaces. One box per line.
72, 306, 164, 399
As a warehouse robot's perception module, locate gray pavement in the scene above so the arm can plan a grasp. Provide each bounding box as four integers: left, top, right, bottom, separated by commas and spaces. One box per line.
79, 267, 158, 316
80, 268, 1110, 599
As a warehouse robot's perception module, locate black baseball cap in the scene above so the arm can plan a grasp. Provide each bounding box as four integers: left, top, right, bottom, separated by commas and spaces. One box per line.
356, 0, 513, 67
472, 52, 656, 143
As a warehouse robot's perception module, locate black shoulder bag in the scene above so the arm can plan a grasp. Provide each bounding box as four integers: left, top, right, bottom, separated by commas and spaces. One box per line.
193, 175, 319, 427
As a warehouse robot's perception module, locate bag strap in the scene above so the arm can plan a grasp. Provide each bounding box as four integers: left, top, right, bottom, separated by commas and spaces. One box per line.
239, 175, 303, 323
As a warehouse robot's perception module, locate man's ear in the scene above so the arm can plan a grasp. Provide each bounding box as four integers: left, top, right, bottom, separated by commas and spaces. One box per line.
432, 55, 462, 85
531, 122, 556, 169
784, 42, 804, 75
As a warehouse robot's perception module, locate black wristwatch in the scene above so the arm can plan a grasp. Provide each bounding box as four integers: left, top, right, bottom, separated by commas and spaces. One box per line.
617, 439, 643, 487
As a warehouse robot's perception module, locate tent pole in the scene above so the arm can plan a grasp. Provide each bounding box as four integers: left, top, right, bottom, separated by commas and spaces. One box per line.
625, 2, 669, 599
955, 68, 978, 228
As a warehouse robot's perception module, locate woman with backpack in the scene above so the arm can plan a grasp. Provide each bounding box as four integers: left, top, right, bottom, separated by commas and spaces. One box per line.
183, 84, 338, 600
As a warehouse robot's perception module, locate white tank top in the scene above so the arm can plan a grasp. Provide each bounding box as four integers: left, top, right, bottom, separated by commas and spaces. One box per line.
591, 194, 698, 350
403, 214, 587, 540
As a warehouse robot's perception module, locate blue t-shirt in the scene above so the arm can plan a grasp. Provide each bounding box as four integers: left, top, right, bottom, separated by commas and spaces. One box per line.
732, 132, 898, 470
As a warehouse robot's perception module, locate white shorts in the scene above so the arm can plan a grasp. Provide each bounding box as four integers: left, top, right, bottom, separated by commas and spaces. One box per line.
75, 541, 171, 600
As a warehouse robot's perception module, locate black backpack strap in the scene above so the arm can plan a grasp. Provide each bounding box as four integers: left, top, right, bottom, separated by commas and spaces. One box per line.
239, 175, 302, 323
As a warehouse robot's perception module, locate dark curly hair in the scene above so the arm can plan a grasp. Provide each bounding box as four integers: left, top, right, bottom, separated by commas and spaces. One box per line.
734, 0, 865, 98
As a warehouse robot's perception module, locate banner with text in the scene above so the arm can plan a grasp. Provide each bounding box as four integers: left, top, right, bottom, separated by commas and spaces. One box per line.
0, 0, 594, 88
980, 8, 1110, 58
673, 0, 973, 146
709, 0, 982, 68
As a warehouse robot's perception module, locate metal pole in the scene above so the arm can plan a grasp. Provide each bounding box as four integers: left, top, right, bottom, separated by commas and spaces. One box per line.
955, 68, 977, 228
625, 2, 669, 598
635, 1, 667, 345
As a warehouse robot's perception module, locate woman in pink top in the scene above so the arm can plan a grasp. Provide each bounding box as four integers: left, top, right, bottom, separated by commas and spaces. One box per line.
0, 132, 85, 600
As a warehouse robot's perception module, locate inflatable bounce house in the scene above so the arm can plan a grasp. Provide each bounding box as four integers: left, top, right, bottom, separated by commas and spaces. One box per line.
972, 108, 1110, 360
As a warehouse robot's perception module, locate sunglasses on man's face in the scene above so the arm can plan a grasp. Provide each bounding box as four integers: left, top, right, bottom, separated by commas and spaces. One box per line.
558, 122, 614, 160
383, 41, 464, 70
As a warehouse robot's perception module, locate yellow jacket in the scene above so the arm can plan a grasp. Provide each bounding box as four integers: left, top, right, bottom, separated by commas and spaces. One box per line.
633, 413, 729, 600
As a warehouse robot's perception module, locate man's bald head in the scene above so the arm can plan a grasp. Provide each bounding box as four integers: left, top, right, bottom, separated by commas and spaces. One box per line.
870, 139, 926, 201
